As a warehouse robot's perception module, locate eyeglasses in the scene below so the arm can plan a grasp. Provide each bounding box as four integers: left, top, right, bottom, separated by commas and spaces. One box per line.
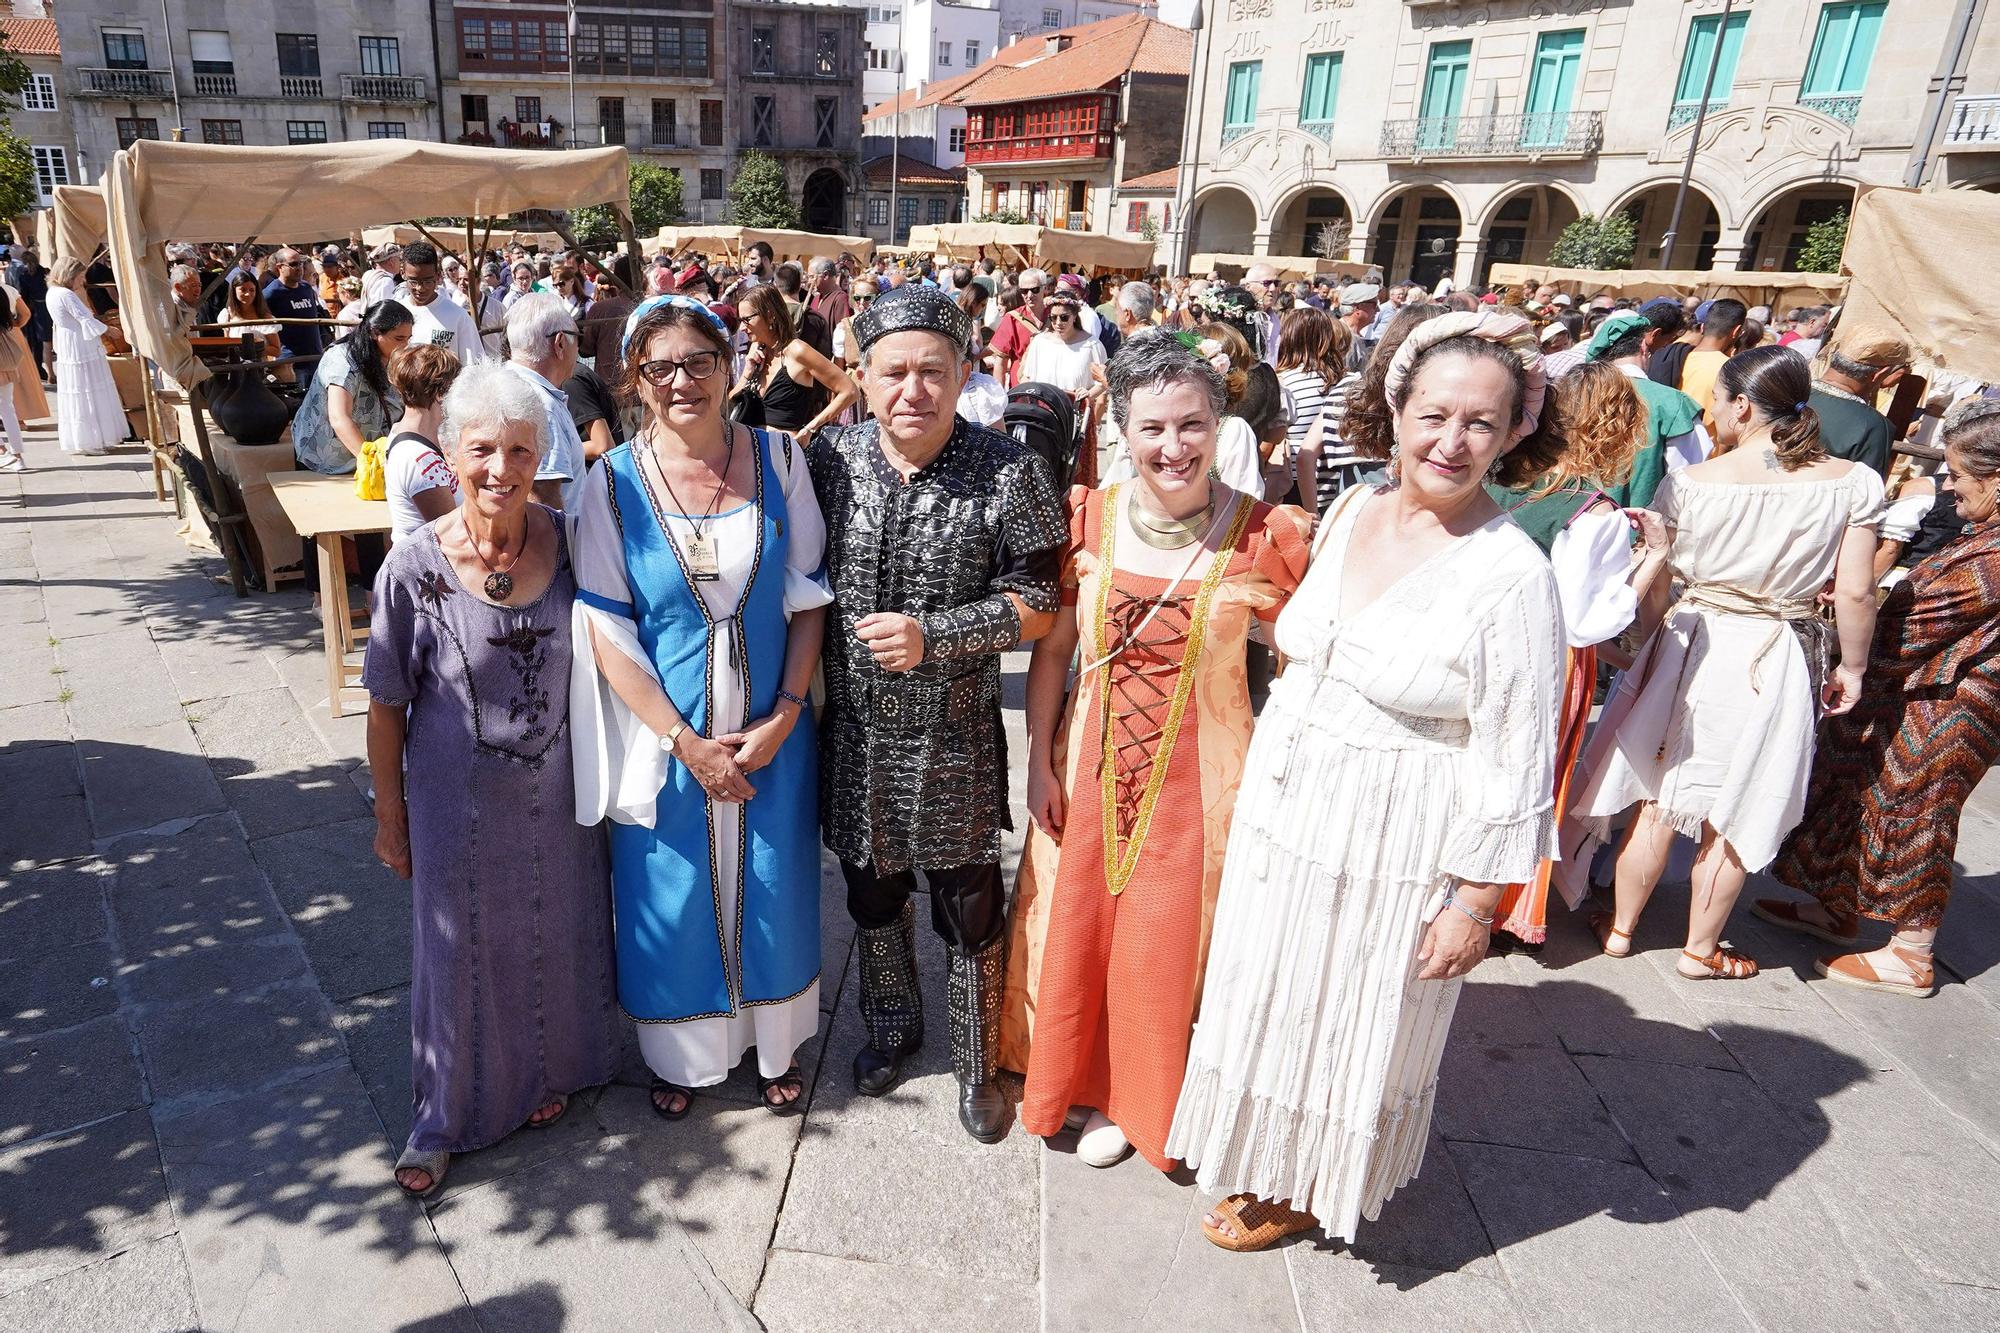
637, 351, 721, 385
1048, 313, 1075, 324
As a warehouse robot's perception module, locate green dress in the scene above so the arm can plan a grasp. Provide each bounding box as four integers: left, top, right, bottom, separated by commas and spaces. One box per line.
1607, 378, 1702, 510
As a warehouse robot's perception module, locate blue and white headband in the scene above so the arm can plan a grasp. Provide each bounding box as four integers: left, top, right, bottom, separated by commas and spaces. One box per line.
622, 294, 728, 357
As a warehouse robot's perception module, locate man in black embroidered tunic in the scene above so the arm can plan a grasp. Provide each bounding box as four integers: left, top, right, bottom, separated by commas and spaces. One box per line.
809, 284, 1064, 1142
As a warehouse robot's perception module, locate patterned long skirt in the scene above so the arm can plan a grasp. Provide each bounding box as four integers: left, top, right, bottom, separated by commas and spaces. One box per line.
1772, 683, 2000, 932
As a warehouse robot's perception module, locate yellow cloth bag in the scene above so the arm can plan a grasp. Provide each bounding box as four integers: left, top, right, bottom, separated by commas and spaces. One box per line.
352, 436, 388, 501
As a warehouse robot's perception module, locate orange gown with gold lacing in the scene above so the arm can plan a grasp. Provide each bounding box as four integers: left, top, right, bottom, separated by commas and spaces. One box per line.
999, 483, 1309, 1172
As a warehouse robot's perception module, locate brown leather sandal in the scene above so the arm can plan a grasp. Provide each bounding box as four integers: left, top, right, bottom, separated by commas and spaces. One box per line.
1817, 945, 1935, 998
1591, 910, 1634, 958
1750, 898, 1860, 947
1200, 1193, 1316, 1252
1678, 946, 1758, 980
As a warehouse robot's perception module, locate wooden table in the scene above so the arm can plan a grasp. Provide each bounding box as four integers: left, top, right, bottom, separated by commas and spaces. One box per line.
270, 471, 391, 718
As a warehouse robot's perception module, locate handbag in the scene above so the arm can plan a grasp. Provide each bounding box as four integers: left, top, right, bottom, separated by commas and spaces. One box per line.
352, 436, 389, 500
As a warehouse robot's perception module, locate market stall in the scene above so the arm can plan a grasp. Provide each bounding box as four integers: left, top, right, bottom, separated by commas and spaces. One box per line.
1837, 187, 2000, 385
1191, 252, 1376, 282
51, 183, 108, 266
358, 223, 567, 257
1487, 262, 1846, 310
649, 225, 875, 264
269, 471, 390, 717
906, 223, 1155, 275
102, 137, 636, 600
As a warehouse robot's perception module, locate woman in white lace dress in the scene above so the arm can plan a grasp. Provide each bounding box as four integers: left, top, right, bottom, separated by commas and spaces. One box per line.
1166, 310, 1566, 1251
47, 256, 126, 456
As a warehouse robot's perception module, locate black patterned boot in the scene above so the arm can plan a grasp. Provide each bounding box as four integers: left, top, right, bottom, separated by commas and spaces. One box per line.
947, 941, 1008, 1143
853, 900, 923, 1096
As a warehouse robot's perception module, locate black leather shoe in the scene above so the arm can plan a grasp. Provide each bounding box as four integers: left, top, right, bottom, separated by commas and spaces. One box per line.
853, 1040, 917, 1097
958, 1080, 1009, 1143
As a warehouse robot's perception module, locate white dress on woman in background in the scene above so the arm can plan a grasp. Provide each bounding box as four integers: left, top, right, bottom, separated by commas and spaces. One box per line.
1557, 463, 1885, 896
1164, 487, 1563, 1241
49, 285, 126, 455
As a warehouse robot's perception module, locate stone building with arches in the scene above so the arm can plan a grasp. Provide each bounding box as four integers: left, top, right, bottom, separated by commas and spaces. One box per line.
1150, 0, 2000, 285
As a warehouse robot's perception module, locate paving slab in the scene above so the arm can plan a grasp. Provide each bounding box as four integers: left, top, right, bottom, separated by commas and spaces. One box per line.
427, 1138, 761, 1333
154, 1064, 467, 1332
1450, 1140, 1748, 1332
134, 979, 343, 1110
1434, 1042, 1635, 1166
1576, 1053, 1900, 1328
0, 1012, 145, 1148
330, 985, 413, 1148
74, 722, 227, 843
1519, 953, 1741, 1073
1342, 1130, 1505, 1281
188, 687, 371, 839
118, 932, 312, 1010
37, 564, 149, 640
595, 1082, 805, 1307
0, 642, 59, 708
0, 699, 70, 750
0, 1108, 174, 1296
1804, 968, 2000, 1152
0, 743, 90, 869
0, 857, 110, 964
106, 815, 290, 966
755, 1249, 1038, 1333
54, 628, 184, 732
0, 1236, 199, 1333
251, 817, 413, 1001
0, 581, 47, 630
0, 936, 118, 1041
1291, 1253, 1530, 1333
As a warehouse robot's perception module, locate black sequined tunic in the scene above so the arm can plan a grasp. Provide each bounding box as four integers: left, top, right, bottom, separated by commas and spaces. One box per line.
809, 418, 1065, 872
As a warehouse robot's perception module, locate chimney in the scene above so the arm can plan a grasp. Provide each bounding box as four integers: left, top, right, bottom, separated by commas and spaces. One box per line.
1044, 34, 1071, 55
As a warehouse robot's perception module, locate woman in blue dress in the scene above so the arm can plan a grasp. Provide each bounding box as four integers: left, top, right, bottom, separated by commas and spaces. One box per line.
570, 296, 831, 1117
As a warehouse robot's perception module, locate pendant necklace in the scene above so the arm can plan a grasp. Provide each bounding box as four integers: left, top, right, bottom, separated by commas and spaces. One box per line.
651, 419, 735, 582
465, 517, 521, 602
1127, 493, 1215, 550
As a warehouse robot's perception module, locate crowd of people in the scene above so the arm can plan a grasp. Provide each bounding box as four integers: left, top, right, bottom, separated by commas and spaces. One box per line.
40, 223, 2000, 1255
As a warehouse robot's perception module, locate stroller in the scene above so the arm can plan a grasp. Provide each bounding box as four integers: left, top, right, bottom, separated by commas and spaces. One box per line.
1002, 381, 1086, 491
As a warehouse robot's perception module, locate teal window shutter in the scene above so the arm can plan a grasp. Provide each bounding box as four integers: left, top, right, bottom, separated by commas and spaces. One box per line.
1675, 11, 1747, 105
1225, 60, 1262, 128
1803, 1, 1886, 96
1301, 52, 1341, 124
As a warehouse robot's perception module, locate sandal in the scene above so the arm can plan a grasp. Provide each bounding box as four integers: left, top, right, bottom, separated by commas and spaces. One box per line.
1200, 1193, 1316, 1253
756, 1064, 805, 1115
1678, 946, 1758, 980
649, 1078, 694, 1121
526, 1095, 568, 1129
1591, 910, 1634, 958
394, 1146, 450, 1201
1816, 944, 1935, 998
1750, 898, 1860, 948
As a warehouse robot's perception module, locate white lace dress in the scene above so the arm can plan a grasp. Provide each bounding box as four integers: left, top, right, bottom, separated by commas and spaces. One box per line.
1164, 487, 1564, 1241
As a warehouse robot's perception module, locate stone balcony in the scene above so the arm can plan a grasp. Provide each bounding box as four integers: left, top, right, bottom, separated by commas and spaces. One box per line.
340, 73, 427, 103
77, 67, 175, 99
1944, 93, 2000, 149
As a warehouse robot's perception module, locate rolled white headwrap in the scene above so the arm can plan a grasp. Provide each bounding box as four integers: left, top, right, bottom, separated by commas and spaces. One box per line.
1383, 309, 1547, 438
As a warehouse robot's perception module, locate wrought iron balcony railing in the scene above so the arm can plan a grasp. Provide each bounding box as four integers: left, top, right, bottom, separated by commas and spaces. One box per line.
1944, 94, 2000, 145
341, 73, 427, 103
1797, 94, 1860, 126
80, 67, 175, 98
1379, 109, 1602, 159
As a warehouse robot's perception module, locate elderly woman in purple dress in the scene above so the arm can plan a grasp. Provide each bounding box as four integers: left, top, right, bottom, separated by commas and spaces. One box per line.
363, 361, 622, 1199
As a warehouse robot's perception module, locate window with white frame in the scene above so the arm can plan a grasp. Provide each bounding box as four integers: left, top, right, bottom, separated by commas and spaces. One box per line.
965, 40, 979, 66
31, 146, 66, 204
938, 39, 951, 66
22, 74, 55, 112
287, 121, 328, 144
868, 196, 889, 226
1042, 8, 1062, 29
949, 125, 965, 152
368, 121, 408, 139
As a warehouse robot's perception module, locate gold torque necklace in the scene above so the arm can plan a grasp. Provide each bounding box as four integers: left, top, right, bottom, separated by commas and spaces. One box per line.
1127, 493, 1215, 550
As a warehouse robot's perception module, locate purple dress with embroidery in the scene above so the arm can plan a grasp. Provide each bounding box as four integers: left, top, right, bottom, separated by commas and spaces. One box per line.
363, 509, 621, 1156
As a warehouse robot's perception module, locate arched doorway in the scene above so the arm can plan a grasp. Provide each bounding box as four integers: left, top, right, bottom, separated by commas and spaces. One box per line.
1189, 185, 1259, 255
1371, 187, 1460, 289
802, 168, 847, 234
1743, 183, 1856, 271
1272, 187, 1353, 260
1479, 185, 1580, 283
1620, 182, 1722, 270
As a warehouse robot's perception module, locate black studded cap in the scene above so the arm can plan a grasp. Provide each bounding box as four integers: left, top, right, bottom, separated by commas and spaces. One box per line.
851, 283, 974, 356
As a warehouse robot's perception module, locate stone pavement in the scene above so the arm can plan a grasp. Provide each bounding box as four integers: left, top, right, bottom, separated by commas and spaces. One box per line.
5, 422, 2000, 1332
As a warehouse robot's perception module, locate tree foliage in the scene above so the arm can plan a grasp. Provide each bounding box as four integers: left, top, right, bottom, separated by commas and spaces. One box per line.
569, 162, 686, 246
1797, 207, 1849, 274
0, 39, 40, 222
725, 151, 800, 229
974, 209, 1029, 225
1548, 212, 1638, 270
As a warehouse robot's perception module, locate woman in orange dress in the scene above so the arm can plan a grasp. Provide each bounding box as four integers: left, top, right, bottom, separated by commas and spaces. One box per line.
1000, 330, 1309, 1171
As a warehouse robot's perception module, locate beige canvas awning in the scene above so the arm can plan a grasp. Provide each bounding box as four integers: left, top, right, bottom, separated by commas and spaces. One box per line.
1487, 262, 1846, 310
52, 184, 108, 265
104, 139, 633, 388
358, 224, 567, 255
1837, 187, 2000, 384
649, 225, 875, 263
908, 223, 1154, 274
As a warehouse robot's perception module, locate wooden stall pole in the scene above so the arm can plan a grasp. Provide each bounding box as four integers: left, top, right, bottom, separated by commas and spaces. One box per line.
181, 380, 254, 597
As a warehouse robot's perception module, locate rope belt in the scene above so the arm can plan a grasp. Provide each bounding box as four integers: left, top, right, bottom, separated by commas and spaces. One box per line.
1646, 583, 1832, 761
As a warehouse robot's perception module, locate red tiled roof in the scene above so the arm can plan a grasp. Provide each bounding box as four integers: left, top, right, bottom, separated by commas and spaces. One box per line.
864, 66, 987, 123
1119, 167, 1178, 190
1, 18, 59, 58
862, 156, 967, 189
939, 14, 1191, 109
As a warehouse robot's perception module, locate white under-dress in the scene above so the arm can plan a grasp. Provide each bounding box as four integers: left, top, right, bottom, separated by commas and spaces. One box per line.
49, 286, 126, 456
570, 436, 833, 1088
1557, 463, 1885, 892
1164, 488, 1564, 1241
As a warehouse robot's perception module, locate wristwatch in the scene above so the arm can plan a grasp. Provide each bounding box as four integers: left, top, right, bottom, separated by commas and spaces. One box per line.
663, 720, 689, 753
